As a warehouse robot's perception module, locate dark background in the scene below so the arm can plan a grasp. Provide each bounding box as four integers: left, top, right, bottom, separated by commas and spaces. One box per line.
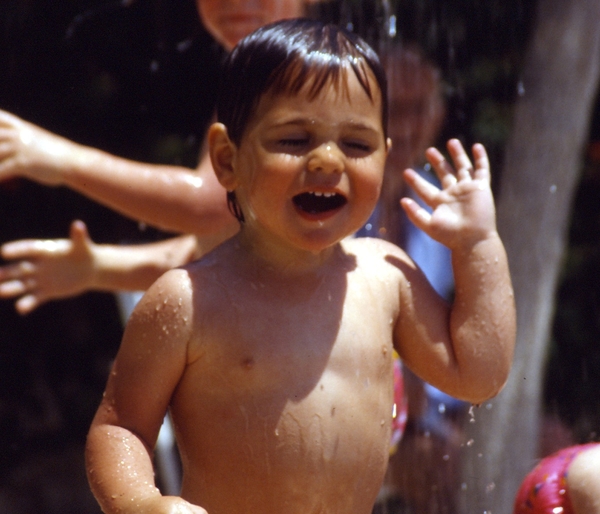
0, 1, 599, 512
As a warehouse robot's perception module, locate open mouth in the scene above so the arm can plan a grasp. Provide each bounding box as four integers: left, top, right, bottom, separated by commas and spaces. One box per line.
292, 191, 347, 215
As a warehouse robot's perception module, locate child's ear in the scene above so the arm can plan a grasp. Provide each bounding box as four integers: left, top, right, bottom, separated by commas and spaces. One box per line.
208, 123, 238, 191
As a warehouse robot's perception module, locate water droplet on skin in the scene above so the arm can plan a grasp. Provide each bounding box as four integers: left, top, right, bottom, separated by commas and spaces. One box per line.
549, 184, 557, 193
466, 439, 475, 447
242, 357, 255, 369
382, 346, 388, 355
380, 419, 386, 426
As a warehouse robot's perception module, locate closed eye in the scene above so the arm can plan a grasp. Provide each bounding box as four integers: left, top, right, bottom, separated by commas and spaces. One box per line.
279, 138, 309, 148
343, 139, 372, 154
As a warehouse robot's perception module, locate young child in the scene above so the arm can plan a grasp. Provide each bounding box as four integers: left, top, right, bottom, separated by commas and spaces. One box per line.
85, 19, 515, 514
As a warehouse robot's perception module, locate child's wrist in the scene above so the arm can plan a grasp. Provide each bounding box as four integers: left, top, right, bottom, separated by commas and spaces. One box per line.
450, 230, 503, 259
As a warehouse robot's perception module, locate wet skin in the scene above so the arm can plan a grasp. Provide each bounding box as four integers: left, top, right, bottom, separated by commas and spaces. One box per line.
86, 68, 515, 514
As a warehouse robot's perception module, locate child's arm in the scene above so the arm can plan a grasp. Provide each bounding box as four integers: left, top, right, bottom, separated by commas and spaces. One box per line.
0, 109, 233, 236
86, 269, 206, 514
0, 220, 198, 314
395, 139, 515, 404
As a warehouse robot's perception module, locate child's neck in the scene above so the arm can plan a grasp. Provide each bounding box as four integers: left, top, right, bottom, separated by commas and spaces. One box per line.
234, 227, 340, 276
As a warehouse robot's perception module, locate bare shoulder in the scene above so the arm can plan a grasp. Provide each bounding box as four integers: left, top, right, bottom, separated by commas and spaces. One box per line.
124, 267, 195, 349
136, 267, 194, 312
341, 236, 417, 277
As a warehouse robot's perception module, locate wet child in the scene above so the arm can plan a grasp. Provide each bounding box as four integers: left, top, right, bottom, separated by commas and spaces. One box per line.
85, 19, 515, 514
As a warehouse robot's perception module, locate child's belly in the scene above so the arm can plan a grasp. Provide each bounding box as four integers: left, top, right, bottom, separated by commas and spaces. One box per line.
172, 365, 393, 514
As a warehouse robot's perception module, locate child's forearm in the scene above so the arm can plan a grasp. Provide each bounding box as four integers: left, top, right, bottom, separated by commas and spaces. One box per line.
449, 232, 516, 403
86, 421, 161, 514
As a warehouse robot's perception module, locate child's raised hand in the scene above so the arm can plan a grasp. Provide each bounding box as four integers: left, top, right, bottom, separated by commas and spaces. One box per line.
0, 220, 96, 314
400, 139, 497, 250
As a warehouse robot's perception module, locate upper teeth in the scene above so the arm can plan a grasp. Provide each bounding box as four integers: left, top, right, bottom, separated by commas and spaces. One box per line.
312, 191, 335, 197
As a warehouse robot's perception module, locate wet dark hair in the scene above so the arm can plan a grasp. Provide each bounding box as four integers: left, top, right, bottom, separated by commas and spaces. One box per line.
215, 18, 388, 223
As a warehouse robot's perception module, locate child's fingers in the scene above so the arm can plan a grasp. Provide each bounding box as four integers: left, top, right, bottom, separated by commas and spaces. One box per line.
403, 168, 441, 206
424, 147, 458, 189
400, 197, 431, 233
471, 143, 491, 183
446, 139, 475, 180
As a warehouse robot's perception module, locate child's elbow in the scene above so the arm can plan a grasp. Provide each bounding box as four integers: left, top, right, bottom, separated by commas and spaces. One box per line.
463, 362, 512, 405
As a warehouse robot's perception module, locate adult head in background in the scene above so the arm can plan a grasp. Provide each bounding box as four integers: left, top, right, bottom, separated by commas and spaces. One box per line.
377, 44, 447, 245
197, 0, 322, 51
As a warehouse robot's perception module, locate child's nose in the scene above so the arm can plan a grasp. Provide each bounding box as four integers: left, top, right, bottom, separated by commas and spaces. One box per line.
307, 143, 344, 174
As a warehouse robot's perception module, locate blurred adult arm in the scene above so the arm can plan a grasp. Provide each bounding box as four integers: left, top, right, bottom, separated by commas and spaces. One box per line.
0, 109, 235, 236
0, 220, 203, 314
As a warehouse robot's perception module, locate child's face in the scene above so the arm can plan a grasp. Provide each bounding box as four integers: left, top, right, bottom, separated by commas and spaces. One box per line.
196, 0, 306, 50
227, 69, 389, 253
